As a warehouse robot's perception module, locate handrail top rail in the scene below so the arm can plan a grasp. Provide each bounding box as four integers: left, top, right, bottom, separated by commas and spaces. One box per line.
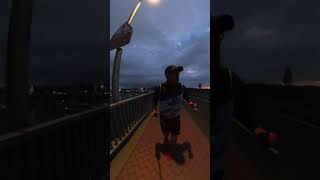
0, 105, 107, 148
0, 92, 155, 147
110, 92, 154, 109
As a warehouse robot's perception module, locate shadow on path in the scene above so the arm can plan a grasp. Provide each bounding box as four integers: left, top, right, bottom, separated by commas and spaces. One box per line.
155, 140, 193, 165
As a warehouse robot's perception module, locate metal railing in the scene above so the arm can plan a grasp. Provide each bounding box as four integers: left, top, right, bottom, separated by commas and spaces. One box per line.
187, 88, 210, 103
0, 106, 108, 180
110, 92, 154, 159
185, 88, 211, 139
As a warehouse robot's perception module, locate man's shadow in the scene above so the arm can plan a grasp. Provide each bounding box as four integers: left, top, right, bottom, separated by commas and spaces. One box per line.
155, 140, 193, 165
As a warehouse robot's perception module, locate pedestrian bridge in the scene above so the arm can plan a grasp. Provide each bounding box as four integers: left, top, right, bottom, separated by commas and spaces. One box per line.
110, 89, 210, 180
0, 88, 265, 180
109, 89, 264, 180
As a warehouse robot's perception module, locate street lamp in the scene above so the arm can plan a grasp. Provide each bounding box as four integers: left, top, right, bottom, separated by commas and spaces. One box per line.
5, 0, 34, 131
147, 0, 161, 6
111, 0, 156, 103
128, 0, 143, 25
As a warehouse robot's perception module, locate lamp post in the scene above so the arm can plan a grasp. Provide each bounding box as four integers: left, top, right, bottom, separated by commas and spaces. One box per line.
5, 0, 34, 132
111, 0, 144, 103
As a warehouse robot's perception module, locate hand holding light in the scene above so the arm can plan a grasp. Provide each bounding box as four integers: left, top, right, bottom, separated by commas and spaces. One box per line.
189, 101, 198, 112
151, 109, 158, 117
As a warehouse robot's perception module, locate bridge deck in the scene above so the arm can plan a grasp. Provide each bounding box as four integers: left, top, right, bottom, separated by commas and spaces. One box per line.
111, 106, 262, 180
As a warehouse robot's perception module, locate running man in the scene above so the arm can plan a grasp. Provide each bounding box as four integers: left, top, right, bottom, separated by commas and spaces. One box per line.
212, 14, 279, 180
152, 65, 198, 152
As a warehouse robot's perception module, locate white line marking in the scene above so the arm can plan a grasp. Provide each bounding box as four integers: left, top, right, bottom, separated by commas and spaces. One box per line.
232, 118, 253, 135
268, 147, 280, 155
277, 113, 320, 129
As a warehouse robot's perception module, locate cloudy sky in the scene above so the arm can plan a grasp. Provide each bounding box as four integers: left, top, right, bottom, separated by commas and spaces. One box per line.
111, 0, 210, 88
213, 0, 320, 85
0, 0, 108, 86
2, 0, 317, 87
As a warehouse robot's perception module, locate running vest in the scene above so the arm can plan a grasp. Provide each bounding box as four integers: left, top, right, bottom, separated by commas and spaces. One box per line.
159, 83, 184, 119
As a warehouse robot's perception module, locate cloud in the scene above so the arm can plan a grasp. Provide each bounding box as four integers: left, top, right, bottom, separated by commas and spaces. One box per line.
0, 0, 108, 85
110, 0, 210, 88
213, 0, 320, 84
245, 26, 274, 38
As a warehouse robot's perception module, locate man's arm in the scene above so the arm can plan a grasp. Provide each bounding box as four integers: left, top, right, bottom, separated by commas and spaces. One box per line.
232, 72, 279, 147
182, 85, 198, 111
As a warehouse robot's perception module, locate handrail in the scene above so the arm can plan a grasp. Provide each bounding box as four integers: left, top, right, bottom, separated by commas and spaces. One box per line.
0, 105, 107, 148
110, 92, 154, 159
110, 92, 154, 108
0, 104, 108, 179
0, 91, 158, 178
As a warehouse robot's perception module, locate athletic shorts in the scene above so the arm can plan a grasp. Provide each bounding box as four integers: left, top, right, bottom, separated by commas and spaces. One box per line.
160, 116, 180, 135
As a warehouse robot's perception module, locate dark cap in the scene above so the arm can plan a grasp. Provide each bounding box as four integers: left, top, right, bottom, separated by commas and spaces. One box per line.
165, 65, 183, 74
212, 14, 235, 33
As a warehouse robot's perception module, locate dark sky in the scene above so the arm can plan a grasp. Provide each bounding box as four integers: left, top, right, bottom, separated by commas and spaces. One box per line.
2, 1, 318, 87
213, 0, 320, 85
0, 0, 108, 86
111, 0, 210, 88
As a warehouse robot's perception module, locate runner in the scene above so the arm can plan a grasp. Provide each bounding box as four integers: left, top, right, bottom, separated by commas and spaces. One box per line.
212, 14, 279, 180
152, 65, 198, 155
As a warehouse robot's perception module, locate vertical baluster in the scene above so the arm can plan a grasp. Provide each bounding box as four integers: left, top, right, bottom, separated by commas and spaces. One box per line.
81, 118, 90, 179
92, 114, 100, 179
64, 126, 73, 179
89, 115, 96, 178
55, 128, 64, 179
117, 106, 125, 140
137, 98, 140, 119
129, 101, 134, 128
26, 138, 36, 179
97, 111, 108, 179
109, 108, 115, 150
134, 99, 138, 123
127, 102, 132, 131
114, 106, 121, 144
7, 145, 19, 180
0, 147, 7, 179
49, 132, 57, 180
33, 136, 42, 179
140, 98, 144, 118
123, 102, 130, 134
73, 123, 81, 180
132, 101, 136, 127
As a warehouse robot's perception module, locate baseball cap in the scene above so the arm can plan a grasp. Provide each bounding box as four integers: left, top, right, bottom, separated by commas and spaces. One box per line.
165, 65, 183, 74
212, 14, 235, 33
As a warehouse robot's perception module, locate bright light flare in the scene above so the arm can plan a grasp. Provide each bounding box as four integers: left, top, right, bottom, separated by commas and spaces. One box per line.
147, 0, 161, 6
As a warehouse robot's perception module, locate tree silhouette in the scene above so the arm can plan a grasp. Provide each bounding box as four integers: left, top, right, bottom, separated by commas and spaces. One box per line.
198, 83, 202, 89
282, 67, 293, 86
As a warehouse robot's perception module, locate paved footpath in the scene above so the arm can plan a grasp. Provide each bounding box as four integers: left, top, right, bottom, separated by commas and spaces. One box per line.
115, 108, 210, 180
224, 142, 265, 180
113, 107, 264, 180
